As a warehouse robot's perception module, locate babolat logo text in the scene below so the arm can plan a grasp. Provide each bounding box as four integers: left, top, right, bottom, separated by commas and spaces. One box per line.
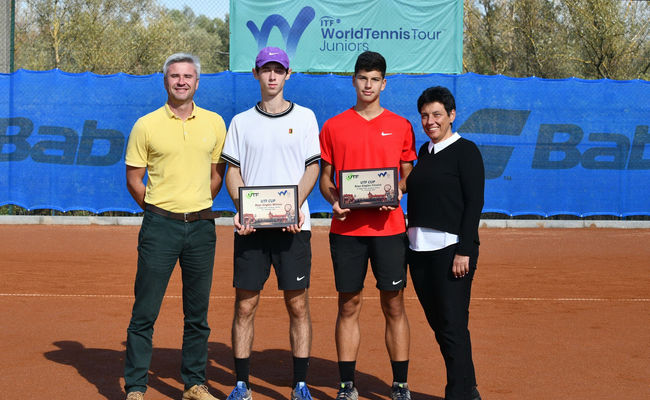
4, 114, 646, 174
278, 190, 288, 196
0, 117, 124, 166
246, 7, 315, 57
458, 109, 649, 179
458, 109, 530, 179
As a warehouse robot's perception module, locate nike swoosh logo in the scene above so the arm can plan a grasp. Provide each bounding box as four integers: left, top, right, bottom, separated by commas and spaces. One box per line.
269, 52, 279, 55
297, 276, 306, 281
392, 280, 402, 285
381, 132, 392, 136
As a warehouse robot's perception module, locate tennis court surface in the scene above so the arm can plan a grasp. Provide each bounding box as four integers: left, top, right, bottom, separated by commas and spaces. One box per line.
1, 225, 648, 399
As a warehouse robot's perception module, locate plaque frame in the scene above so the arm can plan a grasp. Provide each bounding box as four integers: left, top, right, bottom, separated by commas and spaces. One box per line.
238, 185, 299, 228
338, 167, 399, 209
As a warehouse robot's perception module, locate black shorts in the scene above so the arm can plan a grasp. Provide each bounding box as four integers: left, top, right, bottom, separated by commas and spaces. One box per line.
329, 232, 408, 293
233, 230, 311, 291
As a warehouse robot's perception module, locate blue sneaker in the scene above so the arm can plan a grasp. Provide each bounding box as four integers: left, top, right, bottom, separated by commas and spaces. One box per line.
291, 382, 313, 400
227, 381, 252, 400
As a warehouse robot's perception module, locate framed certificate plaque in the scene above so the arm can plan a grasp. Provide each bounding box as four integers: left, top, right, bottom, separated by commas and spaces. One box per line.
338, 167, 399, 209
239, 185, 299, 228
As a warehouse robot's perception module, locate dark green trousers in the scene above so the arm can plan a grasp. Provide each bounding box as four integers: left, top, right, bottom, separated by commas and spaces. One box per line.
124, 210, 216, 393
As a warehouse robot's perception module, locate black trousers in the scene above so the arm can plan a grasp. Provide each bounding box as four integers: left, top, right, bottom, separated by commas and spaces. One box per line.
408, 244, 478, 400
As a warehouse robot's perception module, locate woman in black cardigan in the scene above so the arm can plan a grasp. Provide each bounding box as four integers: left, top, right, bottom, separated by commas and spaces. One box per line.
406, 86, 484, 400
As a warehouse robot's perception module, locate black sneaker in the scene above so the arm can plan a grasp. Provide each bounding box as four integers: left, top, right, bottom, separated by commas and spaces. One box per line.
390, 382, 411, 400
470, 386, 482, 400
335, 381, 358, 400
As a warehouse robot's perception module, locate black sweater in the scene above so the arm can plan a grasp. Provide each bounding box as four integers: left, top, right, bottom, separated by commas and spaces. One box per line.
406, 137, 485, 256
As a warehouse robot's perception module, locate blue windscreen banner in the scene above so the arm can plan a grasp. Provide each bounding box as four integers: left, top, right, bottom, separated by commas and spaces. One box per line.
229, 0, 463, 73
1, 69, 649, 216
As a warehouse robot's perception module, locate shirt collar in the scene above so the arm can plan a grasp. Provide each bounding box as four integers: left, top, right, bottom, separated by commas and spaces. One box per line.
255, 101, 294, 118
164, 102, 197, 120
428, 132, 461, 154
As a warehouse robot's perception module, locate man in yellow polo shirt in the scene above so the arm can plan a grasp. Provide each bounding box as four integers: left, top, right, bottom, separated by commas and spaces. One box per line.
123, 53, 226, 400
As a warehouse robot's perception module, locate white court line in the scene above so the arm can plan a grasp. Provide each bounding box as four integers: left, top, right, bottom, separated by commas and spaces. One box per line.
0, 293, 648, 302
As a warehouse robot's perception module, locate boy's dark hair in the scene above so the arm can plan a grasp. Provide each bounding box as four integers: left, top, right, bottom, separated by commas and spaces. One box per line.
417, 86, 456, 115
354, 51, 387, 77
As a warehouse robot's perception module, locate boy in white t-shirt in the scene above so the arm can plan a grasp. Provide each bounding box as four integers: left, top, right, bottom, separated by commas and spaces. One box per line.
221, 47, 320, 400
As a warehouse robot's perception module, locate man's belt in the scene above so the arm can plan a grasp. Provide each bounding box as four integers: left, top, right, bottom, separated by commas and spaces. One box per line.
145, 204, 218, 222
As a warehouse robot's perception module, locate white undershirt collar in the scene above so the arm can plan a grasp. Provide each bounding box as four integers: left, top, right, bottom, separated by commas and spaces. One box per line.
428, 132, 461, 154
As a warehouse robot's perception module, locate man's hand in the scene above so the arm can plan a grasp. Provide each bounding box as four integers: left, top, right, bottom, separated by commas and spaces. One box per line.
283, 211, 305, 233
233, 212, 256, 235
332, 201, 351, 221
379, 188, 403, 211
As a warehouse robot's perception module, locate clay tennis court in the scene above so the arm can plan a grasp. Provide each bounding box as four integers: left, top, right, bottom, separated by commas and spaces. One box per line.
0, 224, 648, 399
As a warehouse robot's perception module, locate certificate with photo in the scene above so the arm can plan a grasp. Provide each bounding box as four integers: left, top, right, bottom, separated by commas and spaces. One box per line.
239, 185, 299, 228
338, 167, 399, 209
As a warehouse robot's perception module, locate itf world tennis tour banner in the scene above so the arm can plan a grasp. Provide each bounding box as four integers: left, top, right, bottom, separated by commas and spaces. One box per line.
229, 0, 463, 73
1, 70, 649, 217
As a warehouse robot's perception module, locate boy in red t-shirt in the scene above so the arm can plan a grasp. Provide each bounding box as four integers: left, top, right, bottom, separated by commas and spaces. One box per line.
319, 51, 417, 400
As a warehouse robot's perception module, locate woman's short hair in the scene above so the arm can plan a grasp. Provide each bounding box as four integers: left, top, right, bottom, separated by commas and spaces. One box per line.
417, 86, 456, 115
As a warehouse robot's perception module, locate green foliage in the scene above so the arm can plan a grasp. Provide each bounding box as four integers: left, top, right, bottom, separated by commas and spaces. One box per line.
560, 0, 650, 79
14, 0, 230, 74
463, 0, 649, 79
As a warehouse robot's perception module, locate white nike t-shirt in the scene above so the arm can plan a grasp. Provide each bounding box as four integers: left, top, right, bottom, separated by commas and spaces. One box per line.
222, 102, 321, 230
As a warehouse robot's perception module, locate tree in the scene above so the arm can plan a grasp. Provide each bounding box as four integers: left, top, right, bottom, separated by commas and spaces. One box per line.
14, 0, 230, 74
15, 0, 171, 73
560, 0, 650, 79
463, 0, 649, 79
509, 0, 570, 78
464, 0, 513, 75
165, 6, 229, 73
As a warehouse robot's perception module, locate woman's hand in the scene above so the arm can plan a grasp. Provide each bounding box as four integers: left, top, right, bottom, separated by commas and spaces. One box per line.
452, 254, 470, 278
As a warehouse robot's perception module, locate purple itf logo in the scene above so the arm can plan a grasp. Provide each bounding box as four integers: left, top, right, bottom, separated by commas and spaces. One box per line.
246, 7, 316, 57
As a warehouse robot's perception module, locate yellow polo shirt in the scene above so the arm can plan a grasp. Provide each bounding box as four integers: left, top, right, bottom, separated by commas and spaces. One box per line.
125, 103, 226, 213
